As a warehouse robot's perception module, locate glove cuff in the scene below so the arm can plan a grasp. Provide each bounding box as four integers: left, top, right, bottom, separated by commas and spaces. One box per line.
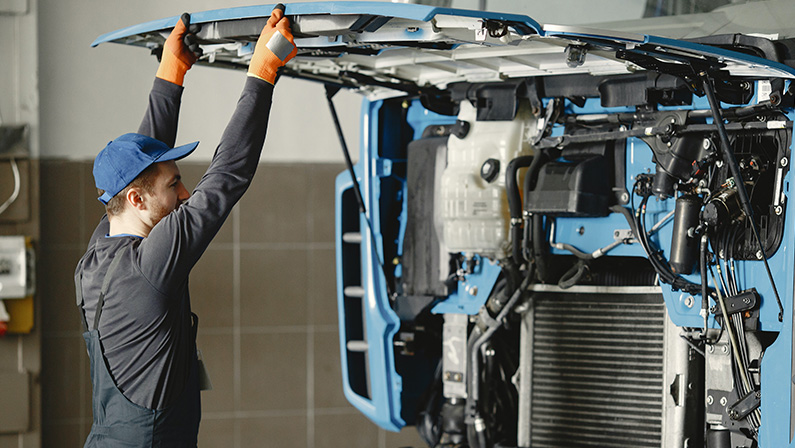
156, 58, 191, 86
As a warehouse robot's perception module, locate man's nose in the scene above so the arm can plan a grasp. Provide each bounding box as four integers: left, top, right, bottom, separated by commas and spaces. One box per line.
178, 183, 191, 201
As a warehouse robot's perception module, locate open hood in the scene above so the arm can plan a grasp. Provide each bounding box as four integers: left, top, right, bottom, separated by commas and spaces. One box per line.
92, 1, 795, 99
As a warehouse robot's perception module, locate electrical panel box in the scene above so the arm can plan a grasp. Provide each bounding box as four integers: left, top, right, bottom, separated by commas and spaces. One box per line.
0, 236, 34, 299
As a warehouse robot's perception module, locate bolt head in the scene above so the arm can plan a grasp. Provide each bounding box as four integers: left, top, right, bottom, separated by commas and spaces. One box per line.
775, 205, 783, 216
781, 157, 789, 167
707, 395, 714, 405
756, 250, 764, 260
684, 296, 694, 308
720, 397, 728, 406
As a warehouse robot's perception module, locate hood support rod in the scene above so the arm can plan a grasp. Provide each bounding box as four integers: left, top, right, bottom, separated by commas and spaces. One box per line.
325, 84, 393, 297
700, 73, 783, 322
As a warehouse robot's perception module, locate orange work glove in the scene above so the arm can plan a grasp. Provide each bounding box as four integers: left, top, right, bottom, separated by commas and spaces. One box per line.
156, 13, 203, 86
247, 4, 297, 85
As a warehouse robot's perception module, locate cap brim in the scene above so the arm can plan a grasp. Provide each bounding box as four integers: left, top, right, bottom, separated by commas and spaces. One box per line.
155, 140, 199, 163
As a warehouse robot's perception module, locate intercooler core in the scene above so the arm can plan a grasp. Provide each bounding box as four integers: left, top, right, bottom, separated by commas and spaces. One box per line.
517, 286, 700, 448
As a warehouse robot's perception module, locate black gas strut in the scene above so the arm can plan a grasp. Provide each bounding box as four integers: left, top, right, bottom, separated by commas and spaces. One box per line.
700, 73, 783, 322
325, 84, 394, 297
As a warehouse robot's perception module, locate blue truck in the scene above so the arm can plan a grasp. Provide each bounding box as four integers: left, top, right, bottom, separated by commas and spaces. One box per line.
96, 2, 795, 446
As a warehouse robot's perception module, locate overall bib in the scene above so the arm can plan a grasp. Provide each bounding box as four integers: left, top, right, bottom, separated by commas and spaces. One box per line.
76, 255, 201, 448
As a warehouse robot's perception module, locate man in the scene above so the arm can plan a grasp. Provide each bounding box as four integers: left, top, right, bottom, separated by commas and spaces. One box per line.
74, 5, 297, 447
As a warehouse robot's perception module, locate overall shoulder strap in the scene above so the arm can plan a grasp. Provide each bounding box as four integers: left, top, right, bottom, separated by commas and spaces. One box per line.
93, 254, 124, 331
74, 260, 88, 332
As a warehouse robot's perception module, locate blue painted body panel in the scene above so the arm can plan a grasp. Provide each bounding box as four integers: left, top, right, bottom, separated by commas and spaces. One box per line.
431, 256, 502, 315
334, 99, 404, 431
92, 1, 542, 48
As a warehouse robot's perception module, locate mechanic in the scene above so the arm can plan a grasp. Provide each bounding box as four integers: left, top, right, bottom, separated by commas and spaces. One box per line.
73, 5, 296, 447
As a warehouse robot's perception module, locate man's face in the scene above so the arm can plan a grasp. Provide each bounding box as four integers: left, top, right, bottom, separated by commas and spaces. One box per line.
142, 161, 190, 227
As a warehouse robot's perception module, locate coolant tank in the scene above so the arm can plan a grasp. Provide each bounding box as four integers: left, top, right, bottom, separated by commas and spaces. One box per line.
437, 101, 536, 258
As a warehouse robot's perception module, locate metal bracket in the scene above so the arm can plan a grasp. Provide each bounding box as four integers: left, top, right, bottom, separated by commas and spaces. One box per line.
710, 288, 759, 316
728, 390, 761, 421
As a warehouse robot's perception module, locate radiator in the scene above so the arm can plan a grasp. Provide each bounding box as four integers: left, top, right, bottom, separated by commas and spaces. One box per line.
517, 286, 698, 448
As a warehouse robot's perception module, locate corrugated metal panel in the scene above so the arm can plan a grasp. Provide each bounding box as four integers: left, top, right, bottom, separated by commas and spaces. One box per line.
530, 293, 665, 448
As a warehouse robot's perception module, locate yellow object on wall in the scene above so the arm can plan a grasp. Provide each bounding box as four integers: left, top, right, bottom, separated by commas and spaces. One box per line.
3, 296, 33, 334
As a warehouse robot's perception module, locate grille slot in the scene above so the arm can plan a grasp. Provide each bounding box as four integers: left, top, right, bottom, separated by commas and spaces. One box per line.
529, 291, 666, 448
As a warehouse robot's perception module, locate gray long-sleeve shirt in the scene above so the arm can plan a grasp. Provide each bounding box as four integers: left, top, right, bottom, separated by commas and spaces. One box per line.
76, 76, 274, 409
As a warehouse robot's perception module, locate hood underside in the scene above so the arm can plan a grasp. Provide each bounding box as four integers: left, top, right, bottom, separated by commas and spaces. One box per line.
92, 1, 795, 99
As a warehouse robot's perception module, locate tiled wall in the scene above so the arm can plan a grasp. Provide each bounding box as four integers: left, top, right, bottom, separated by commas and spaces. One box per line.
39, 160, 425, 448
0, 159, 40, 448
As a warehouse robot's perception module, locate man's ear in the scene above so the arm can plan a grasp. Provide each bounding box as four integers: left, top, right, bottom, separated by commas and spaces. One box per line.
125, 188, 147, 211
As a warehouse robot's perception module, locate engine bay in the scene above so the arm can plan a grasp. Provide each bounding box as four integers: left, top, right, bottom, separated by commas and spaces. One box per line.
338, 49, 795, 447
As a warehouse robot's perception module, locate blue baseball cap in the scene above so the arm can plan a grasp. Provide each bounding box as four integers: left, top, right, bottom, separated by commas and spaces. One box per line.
93, 133, 199, 204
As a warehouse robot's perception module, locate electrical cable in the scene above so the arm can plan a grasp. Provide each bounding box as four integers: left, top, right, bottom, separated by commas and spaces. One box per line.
710, 265, 753, 394
0, 158, 21, 216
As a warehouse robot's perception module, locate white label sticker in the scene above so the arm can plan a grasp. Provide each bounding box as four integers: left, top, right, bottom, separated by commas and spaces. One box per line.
758, 80, 772, 103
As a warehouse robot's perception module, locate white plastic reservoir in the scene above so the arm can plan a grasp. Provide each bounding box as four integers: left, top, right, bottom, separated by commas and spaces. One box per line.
437, 101, 537, 258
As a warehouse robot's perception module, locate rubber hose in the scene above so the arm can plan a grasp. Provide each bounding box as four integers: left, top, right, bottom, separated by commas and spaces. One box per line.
506, 155, 534, 265
558, 261, 588, 289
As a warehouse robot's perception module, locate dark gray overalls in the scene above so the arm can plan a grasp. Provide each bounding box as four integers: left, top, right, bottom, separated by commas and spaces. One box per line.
76, 255, 201, 448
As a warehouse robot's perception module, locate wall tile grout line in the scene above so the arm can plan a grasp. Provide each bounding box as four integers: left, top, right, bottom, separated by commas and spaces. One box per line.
232, 204, 242, 448
306, 202, 315, 448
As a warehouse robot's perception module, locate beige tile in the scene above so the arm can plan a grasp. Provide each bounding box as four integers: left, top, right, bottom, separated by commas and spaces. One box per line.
313, 330, 348, 409
81, 162, 107, 245
189, 248, 234, 329
0, 337, 19, 368
41, 335, 85, 422
40, 161, 81, 246
239, 249, 308, 328
40, 248, 85, 334
195, 333, 234, 413
313, 412, 379, 448
307, 164, 344, 243
41, 423, 83, 448
308, 248, 339, 327
239, 332, 307, 411
198, 417, 235, 447
384, 426, 427, 448
176, 162, 209, 191
239, 415, 307, 448
239, 164, 309, 244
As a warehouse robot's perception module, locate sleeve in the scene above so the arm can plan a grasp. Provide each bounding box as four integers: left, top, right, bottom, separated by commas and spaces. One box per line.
137, 77, 185, 146
137, 77, 275, 293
